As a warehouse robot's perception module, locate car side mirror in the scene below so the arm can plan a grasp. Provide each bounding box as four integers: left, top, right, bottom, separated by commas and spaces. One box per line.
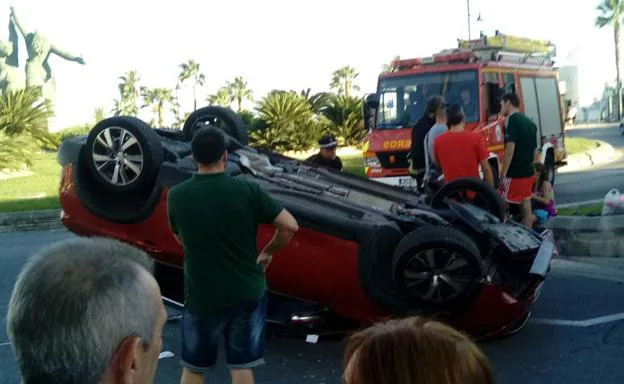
363, 94, 379, 131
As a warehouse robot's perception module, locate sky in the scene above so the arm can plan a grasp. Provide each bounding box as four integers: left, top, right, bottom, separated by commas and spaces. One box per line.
0, 0, 614, 129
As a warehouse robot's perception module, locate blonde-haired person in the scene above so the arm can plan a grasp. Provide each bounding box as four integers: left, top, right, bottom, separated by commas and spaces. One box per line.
343, 316, 495, 384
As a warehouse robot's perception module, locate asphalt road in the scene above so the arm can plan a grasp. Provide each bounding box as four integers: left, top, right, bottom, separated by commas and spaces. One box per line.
1, 230, 624, 384
557, 123, 624, 205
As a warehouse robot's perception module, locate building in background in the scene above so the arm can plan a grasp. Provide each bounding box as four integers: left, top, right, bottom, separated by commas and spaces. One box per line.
558, 65, 579, 109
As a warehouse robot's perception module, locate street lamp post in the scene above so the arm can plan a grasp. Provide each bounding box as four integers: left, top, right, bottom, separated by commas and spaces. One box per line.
467, 0, 472, 40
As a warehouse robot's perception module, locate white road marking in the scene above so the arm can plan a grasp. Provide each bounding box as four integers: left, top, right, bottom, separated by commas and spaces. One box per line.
532, 312, 624, 327
0, 341, 11, 347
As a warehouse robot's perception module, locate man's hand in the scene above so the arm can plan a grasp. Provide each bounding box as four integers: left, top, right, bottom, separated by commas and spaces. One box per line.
256, 251, 273, 271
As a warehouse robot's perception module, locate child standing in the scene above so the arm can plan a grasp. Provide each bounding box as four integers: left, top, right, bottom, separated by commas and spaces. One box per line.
532, 162, 557, 225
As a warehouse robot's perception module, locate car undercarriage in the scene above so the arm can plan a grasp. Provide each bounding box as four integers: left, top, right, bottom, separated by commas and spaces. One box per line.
56, 106, 554, 339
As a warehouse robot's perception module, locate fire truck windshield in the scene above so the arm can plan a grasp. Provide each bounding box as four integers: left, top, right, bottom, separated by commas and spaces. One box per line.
375, 70, 479, 129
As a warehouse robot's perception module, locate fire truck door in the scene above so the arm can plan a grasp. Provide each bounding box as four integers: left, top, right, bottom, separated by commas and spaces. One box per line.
534, 77, 562, 139
519, 77, 542, 148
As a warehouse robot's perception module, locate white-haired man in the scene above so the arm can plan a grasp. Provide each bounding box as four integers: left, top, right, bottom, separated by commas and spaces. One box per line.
6, 237, 167, 384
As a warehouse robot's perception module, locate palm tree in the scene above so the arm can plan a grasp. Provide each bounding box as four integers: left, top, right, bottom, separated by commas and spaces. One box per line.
300, 88, 331, 115
226, 76, 253, 112
596, 0, 624, 119
113, 70, 141, 116
254, 91, 315, 151
140, 87, 173, 127
94, 107, 105, 124
381, 55, 401, 73
179, 60, 206, 111
322, 94, 367, 146
206, 87, 231, 107
0, 87, 56, 149
330, 66, 360, 98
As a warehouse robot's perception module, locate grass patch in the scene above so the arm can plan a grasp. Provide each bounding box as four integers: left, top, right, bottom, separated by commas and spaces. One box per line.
0, 151, 61, 213
565, 137, 599, 156
0, 148, 366, 213
342, 154, 365, 177
557, 202, 603, 216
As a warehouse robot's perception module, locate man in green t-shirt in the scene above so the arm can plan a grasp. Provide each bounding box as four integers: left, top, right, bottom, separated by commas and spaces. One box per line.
167, 127, 298, 384
499, 93, 538, 227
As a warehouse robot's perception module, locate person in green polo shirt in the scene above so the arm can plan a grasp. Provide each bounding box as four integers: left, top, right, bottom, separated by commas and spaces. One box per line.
499, 93, 538, 227
167, 127, 298, 384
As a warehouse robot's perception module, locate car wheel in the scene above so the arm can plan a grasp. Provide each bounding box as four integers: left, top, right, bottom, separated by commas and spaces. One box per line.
431, 177, 506, 222
182, 106, 249, 146
620, 124, 624, 135
392, 227, 484, 311
544, 152, 555, 185
85, 117, 164, 193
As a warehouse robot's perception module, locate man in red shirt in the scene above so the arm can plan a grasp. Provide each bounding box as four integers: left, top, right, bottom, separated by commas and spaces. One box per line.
433, 104, 494, 189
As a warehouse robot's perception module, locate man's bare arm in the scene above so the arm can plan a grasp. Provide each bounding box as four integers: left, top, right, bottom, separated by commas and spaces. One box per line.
260, 209, 299, 256
501, 142, 515, 178
480, 159, 495, 188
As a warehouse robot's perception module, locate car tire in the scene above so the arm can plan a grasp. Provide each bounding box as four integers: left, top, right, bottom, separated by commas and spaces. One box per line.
620, 124, 624, 135
182, 106, 249, 146
544, 152, 555, 185
431, 177, 506, 222
392, 227, 484, 312
85, 116, 164, 193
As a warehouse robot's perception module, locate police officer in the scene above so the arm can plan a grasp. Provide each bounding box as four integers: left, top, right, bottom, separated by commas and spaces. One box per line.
306, 134, 343, 171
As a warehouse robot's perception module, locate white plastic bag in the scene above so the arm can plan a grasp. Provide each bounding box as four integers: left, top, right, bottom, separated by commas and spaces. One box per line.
602, 189, 624, 216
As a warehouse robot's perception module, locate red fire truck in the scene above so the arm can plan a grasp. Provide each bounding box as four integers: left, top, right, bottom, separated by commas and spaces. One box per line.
362, 32, 567, 188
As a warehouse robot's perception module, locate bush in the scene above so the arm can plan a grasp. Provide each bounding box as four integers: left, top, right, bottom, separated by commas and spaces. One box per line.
0, 131, 36, 170
253, 91, 320, 152
322, 95, 367, 146
0, 87, 57, 150
56, 124, 91, 142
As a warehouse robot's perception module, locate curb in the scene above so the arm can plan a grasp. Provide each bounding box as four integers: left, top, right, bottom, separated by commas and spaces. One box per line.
565, 123, 618, 130
545, 215, 624, 258
557, 199, 603, 210
558, 140, 619, 173
0, 209, 63, 233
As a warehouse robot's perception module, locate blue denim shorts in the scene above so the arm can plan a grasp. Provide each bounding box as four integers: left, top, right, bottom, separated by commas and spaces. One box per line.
180, 293, 267, 372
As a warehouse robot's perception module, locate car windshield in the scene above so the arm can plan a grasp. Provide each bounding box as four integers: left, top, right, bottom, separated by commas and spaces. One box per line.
375, 70, 479, 129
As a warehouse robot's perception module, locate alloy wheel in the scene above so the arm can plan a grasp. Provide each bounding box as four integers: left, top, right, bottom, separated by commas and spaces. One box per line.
402, 248, 475, 302
91, 126, 144, 186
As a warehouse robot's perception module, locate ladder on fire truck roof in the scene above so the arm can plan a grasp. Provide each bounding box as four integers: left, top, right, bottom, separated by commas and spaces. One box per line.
390, 31, 557, 72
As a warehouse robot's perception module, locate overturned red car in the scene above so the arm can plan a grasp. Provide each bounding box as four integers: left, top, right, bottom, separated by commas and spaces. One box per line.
57, 106, 554, 340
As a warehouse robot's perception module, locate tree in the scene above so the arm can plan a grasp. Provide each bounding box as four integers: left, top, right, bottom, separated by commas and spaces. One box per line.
253, 91, 317, 151
381, 55, 401, 73
113, 70, 141, 116
206, 87, 231, 107
300, 88, 331, 115
596, 0, 624, 119
94, 107, 105, 124
322, 95, 367, 146
330, 66, 360, 98
226, 76, 253, 112
140, 87, 173, 127
0, 87, 56, 169
179, 60, 206, 111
